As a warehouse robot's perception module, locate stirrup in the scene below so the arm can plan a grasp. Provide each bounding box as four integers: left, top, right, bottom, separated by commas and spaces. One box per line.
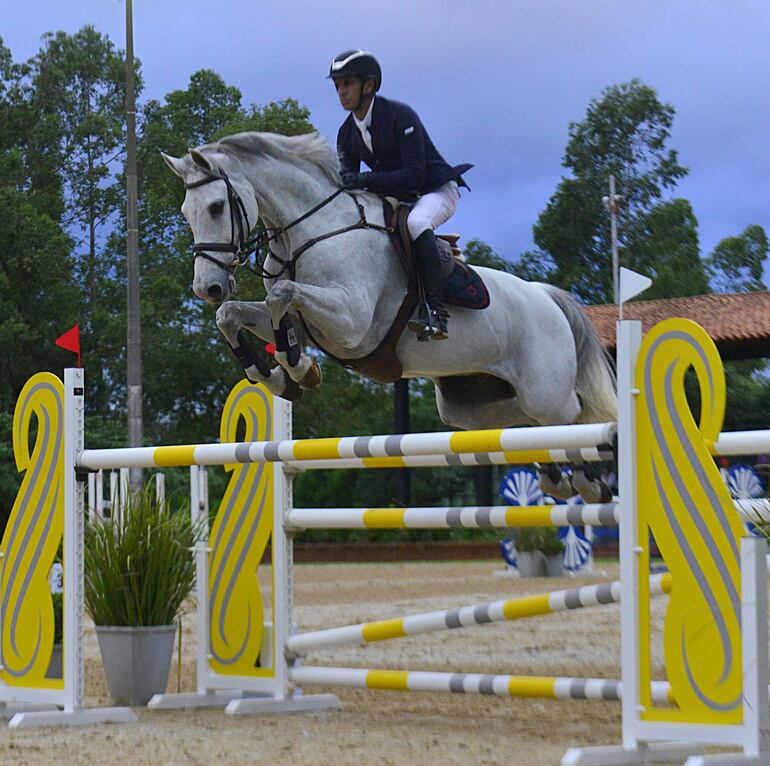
409, 301, 448, 342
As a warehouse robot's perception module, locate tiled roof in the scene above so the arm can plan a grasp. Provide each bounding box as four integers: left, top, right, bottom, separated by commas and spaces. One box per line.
585, 291, 770, 360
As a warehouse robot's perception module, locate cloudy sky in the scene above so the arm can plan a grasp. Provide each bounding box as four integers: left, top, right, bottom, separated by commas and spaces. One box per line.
4, 1, 769, 271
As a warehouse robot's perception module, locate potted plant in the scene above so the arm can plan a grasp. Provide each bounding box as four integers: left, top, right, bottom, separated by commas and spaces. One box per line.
540, 528, 566, 577
514, 527, 547, 577
84, 483, 200, 706
514, 527, 565, 577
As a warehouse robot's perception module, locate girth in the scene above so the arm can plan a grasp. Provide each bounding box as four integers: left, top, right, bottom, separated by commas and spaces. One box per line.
300, 198, 419, 384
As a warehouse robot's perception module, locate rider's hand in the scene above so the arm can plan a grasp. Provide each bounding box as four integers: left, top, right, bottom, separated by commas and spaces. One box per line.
341, 171, 369, 190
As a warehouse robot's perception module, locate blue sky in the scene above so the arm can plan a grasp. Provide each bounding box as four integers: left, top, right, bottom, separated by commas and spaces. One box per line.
4, 1, 769, 273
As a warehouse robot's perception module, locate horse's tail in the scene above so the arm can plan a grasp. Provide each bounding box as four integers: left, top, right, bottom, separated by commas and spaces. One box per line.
540, 284, 617, 424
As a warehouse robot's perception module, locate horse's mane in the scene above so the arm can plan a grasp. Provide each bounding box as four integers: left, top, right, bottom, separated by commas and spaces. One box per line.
212, 131, 341, 184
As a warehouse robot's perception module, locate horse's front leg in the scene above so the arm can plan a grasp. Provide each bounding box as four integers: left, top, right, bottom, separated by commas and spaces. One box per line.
216, 300, 307, 401
266, 280, 370, 353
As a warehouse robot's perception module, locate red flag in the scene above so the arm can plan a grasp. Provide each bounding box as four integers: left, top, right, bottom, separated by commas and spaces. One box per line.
55, 324, 81, 367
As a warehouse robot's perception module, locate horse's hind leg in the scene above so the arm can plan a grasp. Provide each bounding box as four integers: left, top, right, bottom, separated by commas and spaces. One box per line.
536, 463, 574, 499
570, 463, 614, 503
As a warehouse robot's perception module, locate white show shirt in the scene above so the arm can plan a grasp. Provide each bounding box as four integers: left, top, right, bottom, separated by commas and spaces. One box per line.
352, 96, 375, 153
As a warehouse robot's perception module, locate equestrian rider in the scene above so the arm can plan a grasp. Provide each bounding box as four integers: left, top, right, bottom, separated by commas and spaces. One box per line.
329, 49, 472, 341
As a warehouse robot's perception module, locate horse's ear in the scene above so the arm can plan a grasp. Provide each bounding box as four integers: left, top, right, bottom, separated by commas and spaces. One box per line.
189, 149, 214, 172
161, 152, 188, 179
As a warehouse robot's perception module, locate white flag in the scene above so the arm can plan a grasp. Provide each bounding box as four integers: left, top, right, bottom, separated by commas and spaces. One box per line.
619, 267, 652, 304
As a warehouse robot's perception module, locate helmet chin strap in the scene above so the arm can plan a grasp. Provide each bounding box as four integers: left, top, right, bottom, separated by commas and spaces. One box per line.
354, 81, 374, 113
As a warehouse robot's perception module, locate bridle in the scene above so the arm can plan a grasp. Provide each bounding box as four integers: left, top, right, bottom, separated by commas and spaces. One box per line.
186, 168, 393, 282
185, 171, 259, 275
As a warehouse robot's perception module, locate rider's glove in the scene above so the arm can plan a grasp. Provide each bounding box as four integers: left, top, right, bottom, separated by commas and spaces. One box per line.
341, 171, 369, 190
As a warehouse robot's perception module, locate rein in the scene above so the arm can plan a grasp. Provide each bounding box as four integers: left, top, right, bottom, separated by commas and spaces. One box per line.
186, 170, 393, 281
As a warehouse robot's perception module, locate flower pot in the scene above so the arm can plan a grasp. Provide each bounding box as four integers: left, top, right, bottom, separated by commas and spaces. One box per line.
545, 553, 564, 577
516, 551, 546, 577
45, 643, 62, 679
96, 624, 176, 706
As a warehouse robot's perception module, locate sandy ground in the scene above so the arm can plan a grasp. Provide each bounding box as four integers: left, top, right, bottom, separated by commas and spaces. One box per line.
0, 561, 714, 766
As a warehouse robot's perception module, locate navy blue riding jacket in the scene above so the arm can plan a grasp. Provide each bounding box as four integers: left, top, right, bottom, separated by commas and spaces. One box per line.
337, 95, 472, 198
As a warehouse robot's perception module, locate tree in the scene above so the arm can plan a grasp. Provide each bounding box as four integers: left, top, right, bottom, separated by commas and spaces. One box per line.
25, 28, 136, 414
28, 28, 130, 295
462, 238, 514, 272
523, 80, 707, 303
706, 225, 769, 293
0, 37, 79, 408
628, 198, 708, 299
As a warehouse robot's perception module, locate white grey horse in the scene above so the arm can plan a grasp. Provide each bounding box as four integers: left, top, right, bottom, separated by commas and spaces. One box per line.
162, 132, 617, 500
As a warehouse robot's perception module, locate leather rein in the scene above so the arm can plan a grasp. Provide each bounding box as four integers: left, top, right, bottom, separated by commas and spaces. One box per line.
185, 170, 393, 281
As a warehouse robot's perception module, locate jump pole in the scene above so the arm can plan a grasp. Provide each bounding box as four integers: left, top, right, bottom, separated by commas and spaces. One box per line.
287, 573, 671, 654
287, 503, 619, 530
288, 666, 674, 705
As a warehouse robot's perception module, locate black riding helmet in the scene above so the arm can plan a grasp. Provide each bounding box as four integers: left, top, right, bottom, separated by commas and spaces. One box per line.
328, 49, 382, 91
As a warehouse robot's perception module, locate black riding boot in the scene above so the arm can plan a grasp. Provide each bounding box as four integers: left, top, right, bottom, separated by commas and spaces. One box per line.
407, 229, 449, 341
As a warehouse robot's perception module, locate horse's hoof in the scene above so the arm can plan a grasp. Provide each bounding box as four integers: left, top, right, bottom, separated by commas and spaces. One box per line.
280, 378, 303, 402
299, 360, 322, 390
536, 463, 574, 500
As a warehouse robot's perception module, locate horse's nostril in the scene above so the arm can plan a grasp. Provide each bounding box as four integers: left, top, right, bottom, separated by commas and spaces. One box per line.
208, 284, 223, 300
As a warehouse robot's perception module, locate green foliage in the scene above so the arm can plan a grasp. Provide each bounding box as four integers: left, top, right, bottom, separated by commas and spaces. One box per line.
51, 592, 63, 644
514, 527, 564, 554
628, 199, 708, 299
706, 225, 769, 293
525, 80, 705, 304
463, 238, 515, 273
84, 484, 202, 626
722, 360, 770, 430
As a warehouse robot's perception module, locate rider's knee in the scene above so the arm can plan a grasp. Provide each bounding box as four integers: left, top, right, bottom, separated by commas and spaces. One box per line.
407, 209, 432, 241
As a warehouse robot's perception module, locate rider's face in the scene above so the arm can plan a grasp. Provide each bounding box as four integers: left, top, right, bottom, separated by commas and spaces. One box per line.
335, 76, 363, 111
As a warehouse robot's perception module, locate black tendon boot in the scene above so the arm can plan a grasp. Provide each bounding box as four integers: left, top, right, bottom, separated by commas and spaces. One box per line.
407, 229, 449, 341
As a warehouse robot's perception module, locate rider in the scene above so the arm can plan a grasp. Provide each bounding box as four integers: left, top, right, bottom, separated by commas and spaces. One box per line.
329, 49, 472, 341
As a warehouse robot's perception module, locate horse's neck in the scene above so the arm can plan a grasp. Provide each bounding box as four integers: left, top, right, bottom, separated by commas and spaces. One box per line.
243, 157, 344, 237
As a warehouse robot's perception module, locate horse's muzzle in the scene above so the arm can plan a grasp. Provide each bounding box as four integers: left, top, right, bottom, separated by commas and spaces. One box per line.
193, 274, 233, 305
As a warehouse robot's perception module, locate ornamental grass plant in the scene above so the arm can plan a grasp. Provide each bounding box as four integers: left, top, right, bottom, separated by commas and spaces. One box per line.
84, 483, 202, 626
515, 526, 564, 554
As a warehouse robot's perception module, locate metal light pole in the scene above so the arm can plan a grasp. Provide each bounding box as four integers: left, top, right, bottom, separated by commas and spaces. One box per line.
602, 175, 623, 304
125, 0, 143, 489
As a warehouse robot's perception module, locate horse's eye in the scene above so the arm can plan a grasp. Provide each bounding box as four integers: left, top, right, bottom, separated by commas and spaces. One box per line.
210, 200, 225, 217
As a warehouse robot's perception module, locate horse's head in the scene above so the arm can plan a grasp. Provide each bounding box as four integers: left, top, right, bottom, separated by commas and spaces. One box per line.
162, 148, 259, 304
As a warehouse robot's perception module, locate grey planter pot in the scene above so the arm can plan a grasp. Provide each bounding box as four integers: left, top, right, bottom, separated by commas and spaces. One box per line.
545, 554, 564, 577
45, 642, 62, 679
96, 624, 176, 706
517, 551, 546, 577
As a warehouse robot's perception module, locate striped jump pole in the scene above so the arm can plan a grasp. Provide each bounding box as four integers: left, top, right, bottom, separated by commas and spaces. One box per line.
287, 503, 619, 530
288, 666, 674, 705
288, 500, 768, 530
287, 573, 672, 655
76, 421, 617, 471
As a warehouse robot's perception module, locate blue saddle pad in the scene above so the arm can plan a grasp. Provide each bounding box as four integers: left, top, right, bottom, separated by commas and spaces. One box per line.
442, 259, 490, 310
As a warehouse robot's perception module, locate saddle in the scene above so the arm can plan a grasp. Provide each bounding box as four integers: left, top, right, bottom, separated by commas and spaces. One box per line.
322, 197, 490, 385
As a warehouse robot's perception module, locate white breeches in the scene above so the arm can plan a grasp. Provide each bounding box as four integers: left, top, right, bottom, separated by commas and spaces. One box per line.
407, 181, 460, 240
